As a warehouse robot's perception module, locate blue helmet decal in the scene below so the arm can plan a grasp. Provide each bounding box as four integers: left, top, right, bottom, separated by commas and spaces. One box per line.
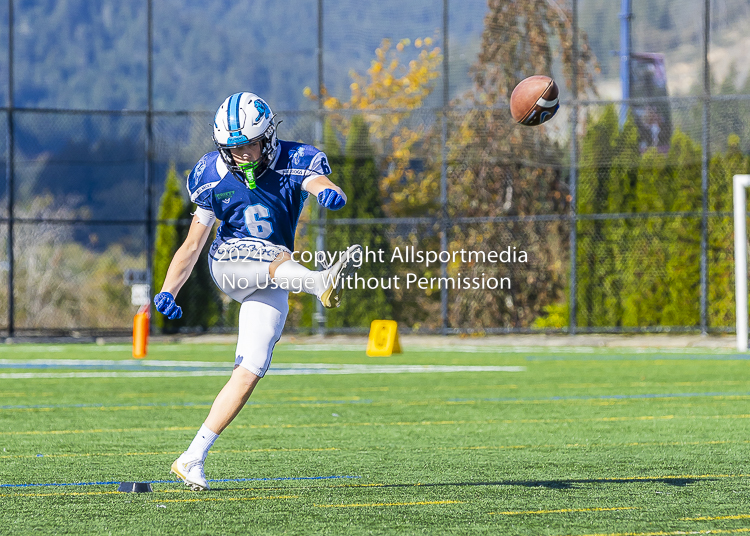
253, 99, 271, 125
227, 93, 243, 131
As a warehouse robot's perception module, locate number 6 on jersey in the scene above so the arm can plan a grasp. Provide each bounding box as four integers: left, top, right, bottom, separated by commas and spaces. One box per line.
244, 204, 273, 239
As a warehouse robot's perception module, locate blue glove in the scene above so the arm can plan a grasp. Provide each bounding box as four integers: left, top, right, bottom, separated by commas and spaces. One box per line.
317, 189, 346, 211
154, 292, 182, 320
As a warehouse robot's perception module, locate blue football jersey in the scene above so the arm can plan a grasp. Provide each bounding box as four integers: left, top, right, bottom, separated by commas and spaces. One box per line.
186, 140, 332, 251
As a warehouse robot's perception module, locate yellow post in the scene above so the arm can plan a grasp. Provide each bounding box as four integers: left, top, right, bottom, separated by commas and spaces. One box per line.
366, 320, 402, 357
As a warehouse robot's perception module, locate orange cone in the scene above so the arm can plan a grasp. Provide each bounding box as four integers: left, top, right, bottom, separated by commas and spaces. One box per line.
133, 303, 150, 359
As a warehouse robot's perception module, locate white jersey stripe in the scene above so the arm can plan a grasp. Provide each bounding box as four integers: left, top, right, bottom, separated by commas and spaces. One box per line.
190, 181, 220, 202
536, 96, 559, 107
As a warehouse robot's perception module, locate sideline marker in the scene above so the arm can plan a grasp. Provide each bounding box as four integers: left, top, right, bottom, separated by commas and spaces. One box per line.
132, 304, 150, 359
366, 320, 402, 357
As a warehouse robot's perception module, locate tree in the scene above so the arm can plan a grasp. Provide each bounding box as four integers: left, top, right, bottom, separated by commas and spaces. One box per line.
153, 164, 220, 332
305, 37, 442, 327
571, 101, 750, 330
443, 0, 597, 330
11, 195, 143, 330
325, 116, 392, 328
305, 36, 443, 216
307, 11, 599, 330
576, 105, 618, 327
708, 135, 749, 328
153, 164, 187, 333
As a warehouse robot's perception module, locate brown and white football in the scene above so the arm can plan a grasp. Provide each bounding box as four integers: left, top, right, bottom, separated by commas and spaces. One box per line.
509, 75, 560, 126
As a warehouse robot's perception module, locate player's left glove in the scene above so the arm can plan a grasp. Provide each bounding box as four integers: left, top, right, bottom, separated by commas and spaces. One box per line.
154, 292, 182, 320
317, 189, 346, 211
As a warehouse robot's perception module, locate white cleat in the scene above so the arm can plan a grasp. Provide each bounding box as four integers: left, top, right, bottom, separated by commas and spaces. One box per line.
170, 453, 210, 491
318, 244, 362, 309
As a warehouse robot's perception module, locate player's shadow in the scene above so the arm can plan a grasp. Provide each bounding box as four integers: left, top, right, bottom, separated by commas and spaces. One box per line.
378, 476, 709, 490
209, 476, 709, 493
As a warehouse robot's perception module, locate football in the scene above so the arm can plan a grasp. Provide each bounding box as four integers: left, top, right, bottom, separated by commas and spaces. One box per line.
509, 75, 560, 126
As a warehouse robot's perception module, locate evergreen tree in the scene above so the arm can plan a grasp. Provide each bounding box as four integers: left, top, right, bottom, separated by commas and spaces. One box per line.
660, 131, 702, 326
606, 114, 641, 325
574, 111, 724, 330
576, 106, 618, 327
153, 163, 219, 332
576, 107, 641, 328
712, 63, 745, 153
284, 122, 345, 332
621, 146, 669, 326
322, 117, 344, 177
325, 115, 392, 328
740, 75, 750, 154
708, 135, 749, 328
177, 199, 220, 331
153, 164, 187, 333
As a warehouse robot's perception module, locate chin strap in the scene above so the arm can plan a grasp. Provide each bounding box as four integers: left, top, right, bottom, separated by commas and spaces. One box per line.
238, 161, 260, 189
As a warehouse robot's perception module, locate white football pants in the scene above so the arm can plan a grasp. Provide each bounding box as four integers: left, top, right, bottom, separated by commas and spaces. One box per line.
209, 237, 290, 377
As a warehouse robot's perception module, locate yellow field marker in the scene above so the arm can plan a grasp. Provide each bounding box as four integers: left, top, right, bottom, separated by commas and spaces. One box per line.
0, 491, 123, 498
0, 426, 194, 436
490, 506, 636, 515
5, 413, 750, 437
682, 514, 750, 521
1, 397, 371, 413
154, 495, 298, 503
366, 320, 402, 357
443, 439, 737, 451
0, 447, 338, 460
560, 528, 750, 536
316, 500, 462, 508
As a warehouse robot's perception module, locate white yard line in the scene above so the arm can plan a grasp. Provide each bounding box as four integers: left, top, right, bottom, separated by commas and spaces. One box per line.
0, 363, 525, 379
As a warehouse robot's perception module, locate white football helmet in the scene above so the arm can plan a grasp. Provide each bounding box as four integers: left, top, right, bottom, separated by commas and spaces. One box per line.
212, 92, 278, 187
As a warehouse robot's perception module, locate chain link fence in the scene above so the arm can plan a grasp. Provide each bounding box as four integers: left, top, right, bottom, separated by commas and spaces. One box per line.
1, 0, 749, 337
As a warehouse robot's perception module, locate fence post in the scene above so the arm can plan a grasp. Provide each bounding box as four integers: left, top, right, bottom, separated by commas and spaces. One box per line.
699, 0, 710, 335
439, 0, 450, 335
145, 0, 154, 333
618, 0, 632, 127
568, 0, 579, 336
6, 0, 14, 337
314, 0, 326, 336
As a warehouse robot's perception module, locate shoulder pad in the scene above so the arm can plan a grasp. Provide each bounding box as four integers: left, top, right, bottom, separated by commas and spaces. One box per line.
285, 143, 321, 170
186, 152, 221, 206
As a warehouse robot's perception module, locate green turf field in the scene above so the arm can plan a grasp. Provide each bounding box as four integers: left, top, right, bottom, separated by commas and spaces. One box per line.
1, 342, 749, 535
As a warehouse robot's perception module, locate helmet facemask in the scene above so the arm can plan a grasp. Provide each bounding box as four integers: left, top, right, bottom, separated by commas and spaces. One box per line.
214, 120, 277, 190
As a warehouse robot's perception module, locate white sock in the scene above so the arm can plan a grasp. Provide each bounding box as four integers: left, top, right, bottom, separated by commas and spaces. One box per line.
273, 260, 328, 295
185, 423, 219, 462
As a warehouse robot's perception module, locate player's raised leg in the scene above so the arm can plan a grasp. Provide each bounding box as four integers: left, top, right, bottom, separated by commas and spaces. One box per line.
272, 244, 363, 308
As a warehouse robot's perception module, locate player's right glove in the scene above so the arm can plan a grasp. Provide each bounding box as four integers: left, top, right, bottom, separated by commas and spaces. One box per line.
317, 189, 346, 211
154, 292, 183, 320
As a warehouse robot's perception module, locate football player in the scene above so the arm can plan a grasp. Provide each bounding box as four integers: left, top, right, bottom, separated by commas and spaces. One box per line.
154, 92, 362, 491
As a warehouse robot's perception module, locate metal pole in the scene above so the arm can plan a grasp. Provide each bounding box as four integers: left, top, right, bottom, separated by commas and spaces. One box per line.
733, 175, 750, 351
699, 0, 710, 335
6, 0, 14, 337
145, 0, 154, 329
618, 0, 631, 127
314, 0, 326, 336
439, 0, 449, 334
568, 0, 579, 335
